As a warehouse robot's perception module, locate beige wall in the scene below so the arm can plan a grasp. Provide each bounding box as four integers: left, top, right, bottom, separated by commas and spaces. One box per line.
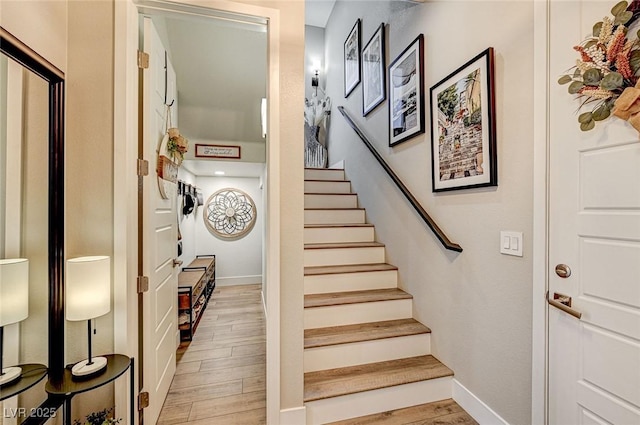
324, 1, 534, 424
230, 0, 305, 410
0, 0, 68, 72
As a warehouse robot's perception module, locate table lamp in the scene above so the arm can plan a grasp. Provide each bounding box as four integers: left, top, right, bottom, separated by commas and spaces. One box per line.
0, 258, 29, 386
65, 256, 111, 377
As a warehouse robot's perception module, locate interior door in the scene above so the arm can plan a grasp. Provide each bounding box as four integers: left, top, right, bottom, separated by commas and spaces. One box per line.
141, 16, 178, 425
548, 1, 640, 424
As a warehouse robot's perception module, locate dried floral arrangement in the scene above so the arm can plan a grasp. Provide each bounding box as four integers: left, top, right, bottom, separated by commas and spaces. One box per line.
558, 0, 640, 132
167, 127, 189, 163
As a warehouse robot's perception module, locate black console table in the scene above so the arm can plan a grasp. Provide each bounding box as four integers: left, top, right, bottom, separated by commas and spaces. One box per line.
0, 363, 48, 401
45, 354, 133, 425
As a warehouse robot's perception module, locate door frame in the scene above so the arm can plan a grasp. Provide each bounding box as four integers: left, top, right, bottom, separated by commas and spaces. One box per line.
113, 1, 282, 423
532, 0, 550, 424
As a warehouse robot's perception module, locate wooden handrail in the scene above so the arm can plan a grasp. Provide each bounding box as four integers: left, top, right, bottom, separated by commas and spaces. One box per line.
337, 106, 462, 253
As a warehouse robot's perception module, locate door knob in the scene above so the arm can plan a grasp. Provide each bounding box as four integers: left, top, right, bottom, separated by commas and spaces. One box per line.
555, 264, 571, 278
173, 259, 183, 268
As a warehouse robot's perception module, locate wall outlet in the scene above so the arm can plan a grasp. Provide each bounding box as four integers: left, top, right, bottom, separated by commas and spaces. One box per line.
500, 231, 523, 257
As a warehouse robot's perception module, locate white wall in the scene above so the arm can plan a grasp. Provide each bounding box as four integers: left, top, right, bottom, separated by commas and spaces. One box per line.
176, 170, 264, 286
193, 176, 264, 285
305, 25, 325, 100
324, 1, 534, 424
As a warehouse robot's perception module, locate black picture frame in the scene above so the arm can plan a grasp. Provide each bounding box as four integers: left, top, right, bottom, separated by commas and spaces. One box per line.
344, 18, 361, 97
362, 23, 386, 116
388, 34, 424, 147
429, 47, 497, 192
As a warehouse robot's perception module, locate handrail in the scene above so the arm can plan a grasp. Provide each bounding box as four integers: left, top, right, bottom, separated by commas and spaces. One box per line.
337, 106, 462, 253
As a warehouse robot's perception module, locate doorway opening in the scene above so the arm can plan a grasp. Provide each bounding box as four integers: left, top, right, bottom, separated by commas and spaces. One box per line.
136, 3, 272, 424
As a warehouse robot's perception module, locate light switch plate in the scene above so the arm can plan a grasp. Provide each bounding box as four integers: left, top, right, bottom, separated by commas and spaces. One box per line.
500, 231, 523, 257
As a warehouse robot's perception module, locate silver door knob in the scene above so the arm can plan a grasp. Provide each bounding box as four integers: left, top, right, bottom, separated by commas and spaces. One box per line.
555, 264, 571, 278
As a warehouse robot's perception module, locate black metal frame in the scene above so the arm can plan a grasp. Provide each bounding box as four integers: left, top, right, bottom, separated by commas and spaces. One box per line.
338, 106, 462, 253
1, 26, 66, 422
429, 47, 497, 192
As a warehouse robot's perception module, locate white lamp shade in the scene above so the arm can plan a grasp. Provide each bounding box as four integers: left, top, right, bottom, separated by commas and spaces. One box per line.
66, 256, 111, 321
0, 258, 29, 327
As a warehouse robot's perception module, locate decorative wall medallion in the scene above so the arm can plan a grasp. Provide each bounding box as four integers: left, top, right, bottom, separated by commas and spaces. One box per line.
204, 188, 256, 240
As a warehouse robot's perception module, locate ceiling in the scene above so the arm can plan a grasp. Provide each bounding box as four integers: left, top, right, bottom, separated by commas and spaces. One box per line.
149, 1, 333, 178
306, 0, 336, 28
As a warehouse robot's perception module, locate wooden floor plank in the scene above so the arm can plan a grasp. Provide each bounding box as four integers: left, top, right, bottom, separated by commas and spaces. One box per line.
305, 318, 431, 349
304, 355, 453, 402
305, 288, 412, 308
158, 285, 267, 424
327, 399, 478, 425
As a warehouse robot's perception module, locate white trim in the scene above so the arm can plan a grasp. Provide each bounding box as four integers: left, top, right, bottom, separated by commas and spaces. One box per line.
532, 1, 550, 424
279, 406, 307, 425
265, 9, 282, 423
453, 379, 509, 425
216, 274, 263, 286
113, 1, 141, 424
329, 159, 345, 169
114, 2, 281, 425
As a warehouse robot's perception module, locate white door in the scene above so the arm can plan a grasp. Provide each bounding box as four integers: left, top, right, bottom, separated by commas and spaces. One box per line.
548, 1, 640, 424
141, 16, 179, 425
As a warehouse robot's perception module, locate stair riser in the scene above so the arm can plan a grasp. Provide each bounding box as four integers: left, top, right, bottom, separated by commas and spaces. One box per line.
304, 299, 412, 329
304, 194, 358, 209
305, 377, 452, 424
304, 333, 431, 372
304, 270, 397, 295
304, 246, 385, 267
305, 181, 351, 194
304, 209, 365, 225
305, 169, 345, 181
304, 227, 374, 244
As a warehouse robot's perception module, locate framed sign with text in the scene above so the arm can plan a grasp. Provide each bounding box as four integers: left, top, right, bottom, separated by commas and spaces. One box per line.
195, 144, 241, 159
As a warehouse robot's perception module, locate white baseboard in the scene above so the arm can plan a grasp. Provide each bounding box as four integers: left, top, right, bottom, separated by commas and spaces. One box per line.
329, 159, 344, 169
216, 275, 262, 286
453, 379, 509, 425
280, 406, 306, 425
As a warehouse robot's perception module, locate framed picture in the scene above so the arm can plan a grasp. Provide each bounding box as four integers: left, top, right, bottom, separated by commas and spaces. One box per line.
429, 47, 496, 192
344, 19, 361, 97
195, 144, 241, 159
362, 23, 386, 116
388, 34, 424, 147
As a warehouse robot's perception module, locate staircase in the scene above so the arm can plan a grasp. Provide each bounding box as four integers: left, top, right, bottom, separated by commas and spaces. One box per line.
303, 168, 475, 424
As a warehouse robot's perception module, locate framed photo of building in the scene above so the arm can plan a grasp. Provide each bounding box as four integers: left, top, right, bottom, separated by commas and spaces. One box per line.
362, 23, 386, 116
388, 34, 424, 147
429, 47, 497, 192
344, 19, 361, 97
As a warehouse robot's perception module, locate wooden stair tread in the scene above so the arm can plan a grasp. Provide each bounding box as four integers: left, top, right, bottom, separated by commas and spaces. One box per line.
304, 223, 374, 229
305, 179, 351, 183
305, 207, 364, 211
305, 288, 411, 308
304, 318, 431, 349
305, 192, 356, 195
304, 355, 453, 402
304, 241, 384, 250
326, 399, 478, 425
305, 167, 345, 171
304, 263, 397, 276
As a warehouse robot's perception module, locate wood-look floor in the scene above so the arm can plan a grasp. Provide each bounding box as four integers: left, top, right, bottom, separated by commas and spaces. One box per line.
158, 284, 266, 425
